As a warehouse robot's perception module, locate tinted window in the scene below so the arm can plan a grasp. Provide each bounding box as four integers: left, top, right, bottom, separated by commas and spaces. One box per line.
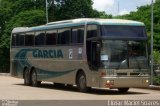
71, 27, 84, 44
35, 31, 45, 45
46, 30, 57, 45
16, 33, 25, 46
25, 32, 34, 46
101, 25, 146, 37
87, 25, 98, 38
11, 34, 16, 46
57, 28, 70, 44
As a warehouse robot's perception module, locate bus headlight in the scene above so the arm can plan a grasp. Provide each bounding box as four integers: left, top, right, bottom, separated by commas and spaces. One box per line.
145, 80, 149, 83
106, 80, 110, 83
105, 80, 114, 87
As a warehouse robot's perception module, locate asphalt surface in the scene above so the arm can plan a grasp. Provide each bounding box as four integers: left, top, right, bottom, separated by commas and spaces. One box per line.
0, 76, 160, 106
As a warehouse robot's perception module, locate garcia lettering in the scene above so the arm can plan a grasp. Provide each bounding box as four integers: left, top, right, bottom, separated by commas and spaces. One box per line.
33, 49, 63, 58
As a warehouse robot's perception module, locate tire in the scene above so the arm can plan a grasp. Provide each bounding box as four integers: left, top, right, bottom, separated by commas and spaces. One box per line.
118, 88, 129, 93
31, 69, 41, 87
24, 68, 31, 86
77, 72, 89, 93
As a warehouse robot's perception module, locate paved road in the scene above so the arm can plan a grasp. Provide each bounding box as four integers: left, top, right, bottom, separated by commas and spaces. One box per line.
0, 76, 159, 101
0, 76, 160, 100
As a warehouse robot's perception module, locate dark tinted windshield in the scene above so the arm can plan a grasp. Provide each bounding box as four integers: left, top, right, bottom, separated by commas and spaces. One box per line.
101, 25, 146, 38
100, 40, 148, 69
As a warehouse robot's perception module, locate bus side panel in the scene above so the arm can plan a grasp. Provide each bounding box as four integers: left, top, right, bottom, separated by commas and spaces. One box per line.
11, 46, 90, 85
33, 46, 89, 86
10, 46, 93, 86
10, 48, 24, 78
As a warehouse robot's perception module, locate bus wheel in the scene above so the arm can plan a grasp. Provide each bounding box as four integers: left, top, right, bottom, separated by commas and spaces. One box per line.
31, 69, 41, 87
77, 72, 88, 92
24, 68, 31, 86
118, 88, 129, 93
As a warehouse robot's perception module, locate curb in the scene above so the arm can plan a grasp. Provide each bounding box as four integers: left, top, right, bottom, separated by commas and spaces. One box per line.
0, 73, 11, 76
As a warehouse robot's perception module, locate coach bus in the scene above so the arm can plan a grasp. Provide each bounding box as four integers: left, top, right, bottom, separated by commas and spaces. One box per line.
10, 18, 150, 93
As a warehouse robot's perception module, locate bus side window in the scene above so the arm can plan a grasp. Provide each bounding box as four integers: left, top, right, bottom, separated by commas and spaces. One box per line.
57, 28, 70, 45
87, 25, 98, 38
11, 34, 16, 46
46, 30, 57, 45
71, 27, 84, 44
25, 32, 34, 46
16, 33, 25, 46
35, 31, 45, 46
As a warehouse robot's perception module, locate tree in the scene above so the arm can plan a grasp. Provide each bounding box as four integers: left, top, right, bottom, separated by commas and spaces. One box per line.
0, 10, 46, 48
99, 11, 112, 18
0, 1, 12, 36
53, 0, 100, 20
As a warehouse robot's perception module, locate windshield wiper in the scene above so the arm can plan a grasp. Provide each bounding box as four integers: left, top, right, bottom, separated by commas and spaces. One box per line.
116, 59, 127, 70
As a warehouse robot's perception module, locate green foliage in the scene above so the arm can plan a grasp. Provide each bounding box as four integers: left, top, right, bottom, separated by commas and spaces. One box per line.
99, 11, 112, 18
153, 76, 160, 85
0, 10, 46, 48
0, 1, 12, 35
54, 0, 99, 20
8, 10, 46, 27
154, 51, 160, 64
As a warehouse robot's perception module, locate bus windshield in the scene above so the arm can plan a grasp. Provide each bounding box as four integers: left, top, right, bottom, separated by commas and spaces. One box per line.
100, 40, 148, 69
101, 25, 146, 38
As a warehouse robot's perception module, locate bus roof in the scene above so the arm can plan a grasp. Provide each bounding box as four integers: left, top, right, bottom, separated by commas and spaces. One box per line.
12, 18, 145, 33
47, 18, 145, 26
12, 27, 29, 33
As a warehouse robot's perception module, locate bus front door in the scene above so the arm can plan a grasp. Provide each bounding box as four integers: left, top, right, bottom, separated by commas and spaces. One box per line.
90, 41, 100, 87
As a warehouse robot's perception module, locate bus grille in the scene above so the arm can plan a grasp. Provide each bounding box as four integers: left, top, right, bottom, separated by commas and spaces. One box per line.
117, 72, 140, 76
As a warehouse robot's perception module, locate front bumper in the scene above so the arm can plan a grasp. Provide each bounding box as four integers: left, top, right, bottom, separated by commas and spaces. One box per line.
99, 76, 150, 88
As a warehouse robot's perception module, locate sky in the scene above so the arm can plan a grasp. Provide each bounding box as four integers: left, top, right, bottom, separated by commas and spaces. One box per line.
92, 0, 155, 16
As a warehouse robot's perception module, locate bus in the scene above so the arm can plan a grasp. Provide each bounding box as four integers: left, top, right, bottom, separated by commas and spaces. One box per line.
10, 18, 150, 93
